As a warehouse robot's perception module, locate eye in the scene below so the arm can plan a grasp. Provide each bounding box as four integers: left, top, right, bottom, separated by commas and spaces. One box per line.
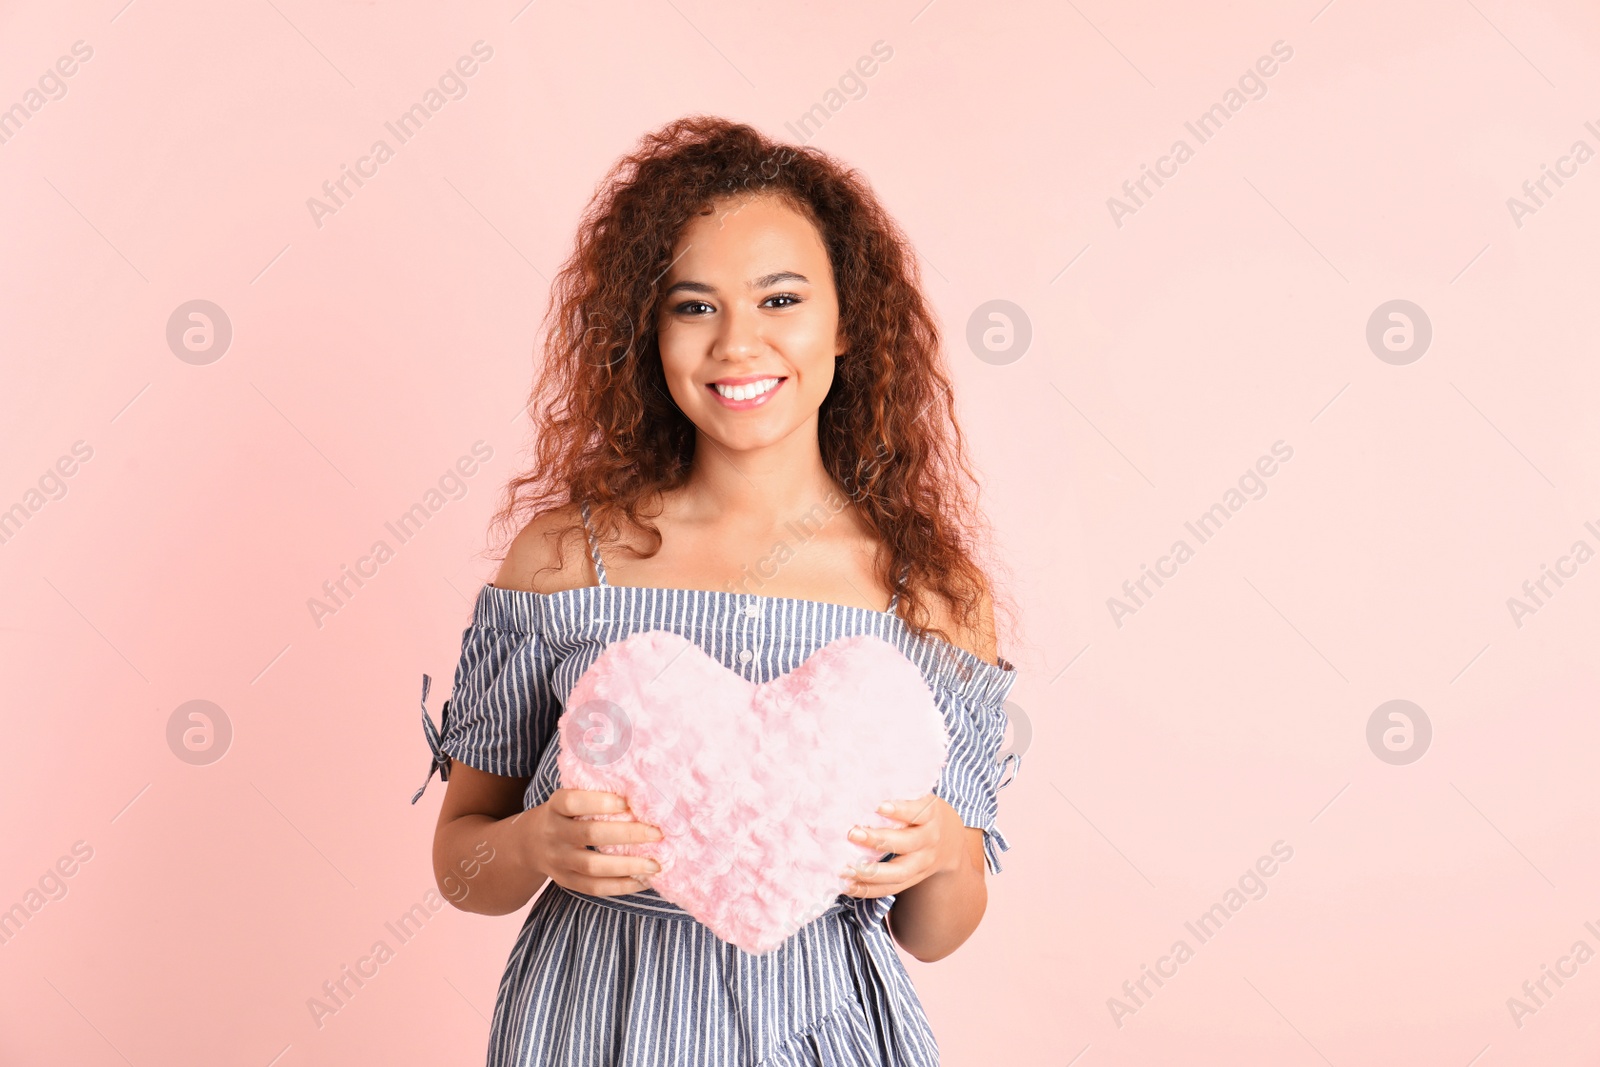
763, 293, 800, 309
673, 300, 715, 316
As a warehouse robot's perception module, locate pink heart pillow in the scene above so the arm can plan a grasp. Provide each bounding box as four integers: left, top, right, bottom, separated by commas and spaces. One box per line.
556, 629, 950, 955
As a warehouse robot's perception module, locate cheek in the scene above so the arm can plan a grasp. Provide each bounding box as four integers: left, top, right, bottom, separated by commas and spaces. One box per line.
804, 361, 835, 401
655, 320, 682, 366
775, 323, 836, 378
655, 328, 698, 396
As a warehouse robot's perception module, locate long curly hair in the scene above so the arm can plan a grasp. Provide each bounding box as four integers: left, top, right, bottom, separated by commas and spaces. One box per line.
488, 114, 1016, 665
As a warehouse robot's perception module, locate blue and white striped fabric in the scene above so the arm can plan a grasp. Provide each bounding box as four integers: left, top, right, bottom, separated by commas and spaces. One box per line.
413, 506, 1021, 1066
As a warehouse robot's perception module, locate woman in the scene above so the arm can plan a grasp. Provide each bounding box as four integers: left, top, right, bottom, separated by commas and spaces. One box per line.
413, 115, 1021, 1066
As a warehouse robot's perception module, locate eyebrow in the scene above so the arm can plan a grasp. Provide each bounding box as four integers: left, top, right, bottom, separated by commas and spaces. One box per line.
660, 271, 811, 297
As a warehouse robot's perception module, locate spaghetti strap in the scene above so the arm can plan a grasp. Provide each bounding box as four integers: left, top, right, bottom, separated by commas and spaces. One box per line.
578, 500, 609, 586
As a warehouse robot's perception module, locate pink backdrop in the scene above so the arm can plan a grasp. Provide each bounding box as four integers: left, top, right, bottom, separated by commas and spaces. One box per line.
4, 1, 1599, 1064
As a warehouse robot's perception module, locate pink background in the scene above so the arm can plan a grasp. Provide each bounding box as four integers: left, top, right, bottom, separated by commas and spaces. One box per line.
4, 1, 1599, 1064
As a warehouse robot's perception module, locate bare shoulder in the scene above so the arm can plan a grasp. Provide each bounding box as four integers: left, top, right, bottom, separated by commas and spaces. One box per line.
919, 578, 1001, 667
493, 502, 596, 595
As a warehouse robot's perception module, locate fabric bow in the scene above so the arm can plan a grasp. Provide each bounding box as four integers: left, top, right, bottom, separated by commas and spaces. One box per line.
411, 673, 453, 805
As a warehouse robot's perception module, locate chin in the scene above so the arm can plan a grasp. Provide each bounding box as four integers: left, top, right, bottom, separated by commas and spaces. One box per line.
701, 426, 788, 452
706, 403, 804, 439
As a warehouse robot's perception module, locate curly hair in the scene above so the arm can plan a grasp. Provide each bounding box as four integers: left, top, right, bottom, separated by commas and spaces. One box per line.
488, 114, 1015, 666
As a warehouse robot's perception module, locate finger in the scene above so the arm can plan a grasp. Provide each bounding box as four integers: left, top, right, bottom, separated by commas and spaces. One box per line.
574, 817, 665, 847
844, 852, 926, 893
845, 878, 894, 899
554, 788, 634, 817
847, 822, 928, 855
564, 847, 661, 880
876, 793, 940, 826
842, 868, 906, 899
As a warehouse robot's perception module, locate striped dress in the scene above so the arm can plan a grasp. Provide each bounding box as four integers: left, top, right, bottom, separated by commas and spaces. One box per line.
412, 503, 1022, 1066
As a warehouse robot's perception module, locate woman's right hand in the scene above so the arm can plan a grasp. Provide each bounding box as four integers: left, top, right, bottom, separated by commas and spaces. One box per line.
524, 787, 664, 896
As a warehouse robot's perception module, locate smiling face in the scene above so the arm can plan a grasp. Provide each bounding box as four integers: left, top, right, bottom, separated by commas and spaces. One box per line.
654, 191, 847, 456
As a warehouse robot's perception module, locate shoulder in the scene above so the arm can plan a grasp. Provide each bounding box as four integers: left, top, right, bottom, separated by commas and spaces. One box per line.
918, 579, 1001, 667
493, 503, 595, 595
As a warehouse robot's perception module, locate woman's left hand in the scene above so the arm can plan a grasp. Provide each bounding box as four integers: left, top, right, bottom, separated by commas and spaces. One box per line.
840, 792, 963, 898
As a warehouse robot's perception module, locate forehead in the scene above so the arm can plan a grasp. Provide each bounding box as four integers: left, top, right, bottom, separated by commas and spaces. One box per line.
663, 192, 829, 277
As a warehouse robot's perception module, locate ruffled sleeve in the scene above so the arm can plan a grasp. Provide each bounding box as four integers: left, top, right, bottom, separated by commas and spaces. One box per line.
411, 599, 558, 803
929, 657, 1022, 875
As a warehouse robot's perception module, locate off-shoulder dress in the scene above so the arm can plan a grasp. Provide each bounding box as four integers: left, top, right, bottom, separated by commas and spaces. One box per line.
412, 502, 1021, 1066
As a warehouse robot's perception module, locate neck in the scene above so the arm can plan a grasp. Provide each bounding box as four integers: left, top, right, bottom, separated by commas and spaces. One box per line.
679, 420, 843, 524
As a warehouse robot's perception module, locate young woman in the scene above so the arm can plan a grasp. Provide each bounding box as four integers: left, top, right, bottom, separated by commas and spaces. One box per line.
413, 116, 1021, 1066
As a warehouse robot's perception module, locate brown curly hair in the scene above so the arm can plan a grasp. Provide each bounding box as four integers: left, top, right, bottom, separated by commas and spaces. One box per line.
488, 114, 1016, 666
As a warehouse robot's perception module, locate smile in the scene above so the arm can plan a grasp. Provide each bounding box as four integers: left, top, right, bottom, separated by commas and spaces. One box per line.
708, 377, 786, 408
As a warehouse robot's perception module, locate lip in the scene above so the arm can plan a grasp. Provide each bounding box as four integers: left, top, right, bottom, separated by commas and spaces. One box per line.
706, 375, 786, 410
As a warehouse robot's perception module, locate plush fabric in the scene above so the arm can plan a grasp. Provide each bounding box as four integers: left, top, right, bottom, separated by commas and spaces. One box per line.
556, 629, 950, 955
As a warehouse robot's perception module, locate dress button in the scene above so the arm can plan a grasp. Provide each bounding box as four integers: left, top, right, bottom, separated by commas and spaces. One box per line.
743, 603, 761, 618
738, 648, 754, 664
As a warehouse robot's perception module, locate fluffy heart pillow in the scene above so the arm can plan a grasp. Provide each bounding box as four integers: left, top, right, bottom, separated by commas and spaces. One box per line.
555, 629, 950, 955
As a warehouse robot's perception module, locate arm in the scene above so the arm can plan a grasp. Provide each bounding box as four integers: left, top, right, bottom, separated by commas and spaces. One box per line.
431, 762, 668, 915
885, 820, 989, 962
432, 761, 546, 915
429, 504, 662, 914
863, 585, 1010, 962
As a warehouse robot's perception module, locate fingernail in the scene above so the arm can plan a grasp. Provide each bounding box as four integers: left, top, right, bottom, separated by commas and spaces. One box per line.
877, 801, 894, 814
848, 827, 867, 843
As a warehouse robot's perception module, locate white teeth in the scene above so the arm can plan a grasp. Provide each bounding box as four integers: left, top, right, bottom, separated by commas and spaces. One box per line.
713, 377, 780, 401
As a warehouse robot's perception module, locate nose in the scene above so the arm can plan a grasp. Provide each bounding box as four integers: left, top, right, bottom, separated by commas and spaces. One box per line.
711, 301, 763, 364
